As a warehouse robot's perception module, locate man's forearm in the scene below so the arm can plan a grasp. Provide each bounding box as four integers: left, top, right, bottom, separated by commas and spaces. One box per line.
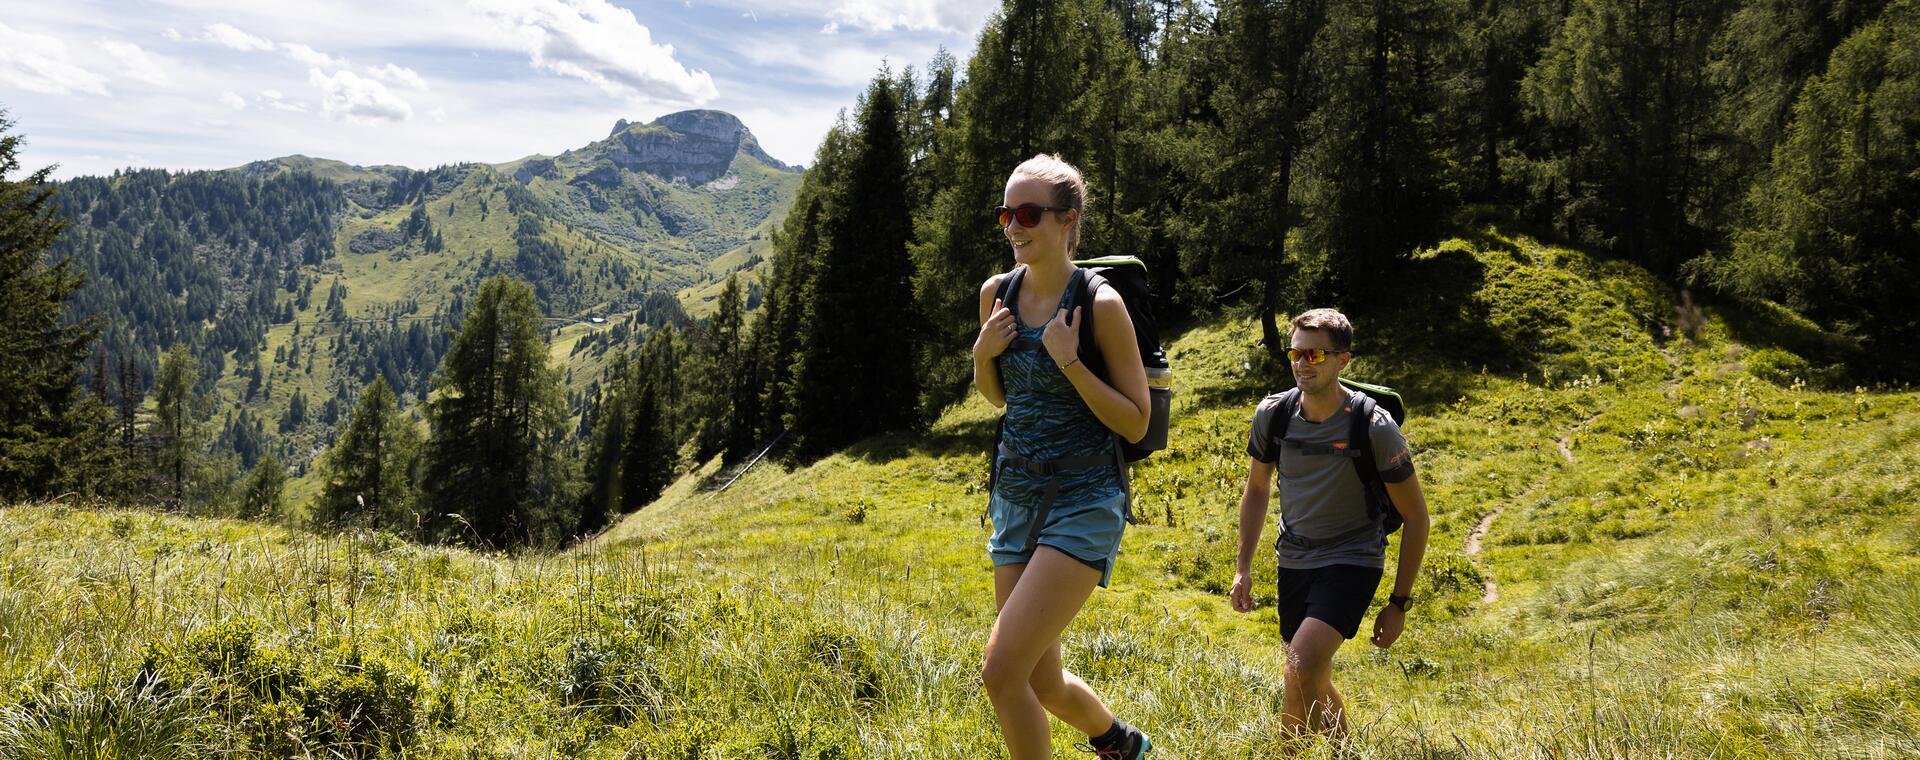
1391, 517, 1427, 597
1236, 488, 1269, 575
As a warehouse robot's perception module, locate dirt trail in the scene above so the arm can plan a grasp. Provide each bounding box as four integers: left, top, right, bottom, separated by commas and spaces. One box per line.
1468, 411, 1600, 605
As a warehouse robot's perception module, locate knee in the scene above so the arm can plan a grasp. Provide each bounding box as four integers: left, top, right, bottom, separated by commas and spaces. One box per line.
1285, 646, 1336, 683
980, 650, 1030, 698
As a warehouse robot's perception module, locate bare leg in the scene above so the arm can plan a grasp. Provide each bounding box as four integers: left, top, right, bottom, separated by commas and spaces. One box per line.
984, 548, 1105, 759
1282, 617, 1351, 739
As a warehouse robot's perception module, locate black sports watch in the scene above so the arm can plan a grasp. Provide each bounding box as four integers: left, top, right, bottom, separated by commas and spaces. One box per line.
1387, 593, 1412, 612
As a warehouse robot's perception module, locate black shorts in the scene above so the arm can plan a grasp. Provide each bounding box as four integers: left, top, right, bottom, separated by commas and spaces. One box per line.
1276, 564, 1384, 642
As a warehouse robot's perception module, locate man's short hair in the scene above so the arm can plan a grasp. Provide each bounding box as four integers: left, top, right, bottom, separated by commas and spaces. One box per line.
1289, 308, 1353, 351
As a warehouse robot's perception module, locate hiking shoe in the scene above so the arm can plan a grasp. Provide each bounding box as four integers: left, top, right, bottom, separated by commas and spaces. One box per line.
1075, 725, 1151, 759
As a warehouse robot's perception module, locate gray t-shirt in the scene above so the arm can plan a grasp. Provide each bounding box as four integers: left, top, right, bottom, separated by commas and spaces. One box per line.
1247, 388, 1416, 569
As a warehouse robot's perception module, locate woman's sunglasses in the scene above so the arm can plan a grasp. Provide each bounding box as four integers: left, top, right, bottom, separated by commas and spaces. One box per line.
1287, 348, 1351, 365
994, 204, 1069, 228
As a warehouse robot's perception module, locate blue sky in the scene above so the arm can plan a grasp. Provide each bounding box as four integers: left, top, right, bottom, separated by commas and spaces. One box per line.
0, 0, 993, 179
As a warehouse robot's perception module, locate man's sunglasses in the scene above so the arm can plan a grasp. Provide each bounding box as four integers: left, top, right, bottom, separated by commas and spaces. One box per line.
994, 204, 1070, 228
1287, 348, 1351, 365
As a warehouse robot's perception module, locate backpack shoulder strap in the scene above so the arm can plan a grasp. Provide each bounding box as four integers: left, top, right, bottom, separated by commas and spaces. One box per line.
1349, 391, 1381, 481
1072, 268, 1105, 375
1270, 388, 1301, 453
994, 266, 1025, 313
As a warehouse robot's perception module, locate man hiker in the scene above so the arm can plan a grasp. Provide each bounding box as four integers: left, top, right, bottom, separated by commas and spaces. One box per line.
1230, 308, 1431, 739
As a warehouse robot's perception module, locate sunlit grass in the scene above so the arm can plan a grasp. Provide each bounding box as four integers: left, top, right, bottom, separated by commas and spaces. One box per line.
7, 229, 1919, 757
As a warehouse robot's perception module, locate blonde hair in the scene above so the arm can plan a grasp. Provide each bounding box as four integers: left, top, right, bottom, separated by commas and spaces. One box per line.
1289, 308, 1354, 351
1010, 153, 1089, 252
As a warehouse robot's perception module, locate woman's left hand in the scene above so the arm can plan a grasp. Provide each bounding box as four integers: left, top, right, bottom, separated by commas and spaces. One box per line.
1041, 307, 1081, 368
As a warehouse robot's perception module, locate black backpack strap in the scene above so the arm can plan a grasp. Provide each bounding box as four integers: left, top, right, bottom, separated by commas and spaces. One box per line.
1269, 388, 1300, 456
1072, 268, 1107, 379
985, 268, 1024, 526
1346, 393, 1392, 533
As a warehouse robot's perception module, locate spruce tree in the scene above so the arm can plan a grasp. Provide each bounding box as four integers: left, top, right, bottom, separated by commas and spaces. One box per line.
1518, 0, 1733, 274
421, 275, 570, 548
619, 331, 676, 511
1185, 0, 1333, 351
787, 73, 922, 459
1720, 0, 1920, 378
151, 343, 205, 507
238, 454, 286, 520
316, 377, 421, 531
0, 110, 95, 500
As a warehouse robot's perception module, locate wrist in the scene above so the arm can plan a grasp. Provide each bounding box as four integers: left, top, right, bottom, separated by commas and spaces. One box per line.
1387, 593, 1412, 612
1056, 355, 1082, 371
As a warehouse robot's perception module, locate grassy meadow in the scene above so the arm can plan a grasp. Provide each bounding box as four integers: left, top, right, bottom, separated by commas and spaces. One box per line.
5, 228, 1918, 758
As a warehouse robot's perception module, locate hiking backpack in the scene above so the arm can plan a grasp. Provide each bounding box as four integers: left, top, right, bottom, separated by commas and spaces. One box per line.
992, 256, 1172, 461
1269, 377, 1408, 537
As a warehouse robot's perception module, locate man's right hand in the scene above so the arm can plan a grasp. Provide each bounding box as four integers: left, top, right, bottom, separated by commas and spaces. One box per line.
1230, 572, 1255, 613
976, 298, 1016, 359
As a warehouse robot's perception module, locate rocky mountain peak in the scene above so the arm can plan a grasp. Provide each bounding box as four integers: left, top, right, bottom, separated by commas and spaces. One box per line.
567, 110, 795, 187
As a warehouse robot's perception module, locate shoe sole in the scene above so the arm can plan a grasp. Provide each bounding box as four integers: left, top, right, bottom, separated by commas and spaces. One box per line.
1136, 733, 1152, 758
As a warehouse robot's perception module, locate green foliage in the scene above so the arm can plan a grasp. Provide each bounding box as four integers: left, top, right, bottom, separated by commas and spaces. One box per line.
1518, 0, 1731, 275
1716, 0, 1920, 379
151, 343, 207, 506
237, 454, 286, 520
0, 109, 94, 501
421, 275, 573, 548
785, 73, 923, 460
316, 377, 421, 531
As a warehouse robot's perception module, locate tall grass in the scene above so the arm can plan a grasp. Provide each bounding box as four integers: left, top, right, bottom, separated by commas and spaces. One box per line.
5, 229, 1918, 757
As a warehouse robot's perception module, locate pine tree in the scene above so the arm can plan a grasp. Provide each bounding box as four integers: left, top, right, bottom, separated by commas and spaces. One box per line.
1518, 0, 1733, 275
619, 332, 676, 511
420, 275, 570, 548
152, 343, 205, 507
691, 273, 745, 460
316, 377, 421, 531
1719, 0, 1920, 378
238, 454, 286, 520
0, 110, 95, 499
787, 73, 922, 459
1300, 0, 1453, 299
1184, 0, 1334, 350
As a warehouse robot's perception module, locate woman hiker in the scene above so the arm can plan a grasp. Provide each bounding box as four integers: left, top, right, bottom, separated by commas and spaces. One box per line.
973, 154, 1152, 759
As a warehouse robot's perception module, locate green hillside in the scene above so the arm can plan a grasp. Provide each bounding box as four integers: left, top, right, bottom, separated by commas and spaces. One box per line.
47, 110, 801, 484
4, 227, 1916, 757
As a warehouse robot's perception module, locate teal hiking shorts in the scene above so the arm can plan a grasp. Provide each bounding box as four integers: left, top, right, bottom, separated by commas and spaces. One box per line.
987, 489, 1129, 587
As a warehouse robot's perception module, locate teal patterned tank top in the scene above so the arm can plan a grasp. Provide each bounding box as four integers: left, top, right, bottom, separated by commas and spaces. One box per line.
994, 276, 1123, 508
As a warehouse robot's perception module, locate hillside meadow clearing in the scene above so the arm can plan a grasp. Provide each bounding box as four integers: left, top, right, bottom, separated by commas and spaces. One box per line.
4, 229, 1918, 758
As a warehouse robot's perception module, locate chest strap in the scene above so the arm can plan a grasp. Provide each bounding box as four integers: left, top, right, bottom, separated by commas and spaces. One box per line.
1277, 520, 1381, 550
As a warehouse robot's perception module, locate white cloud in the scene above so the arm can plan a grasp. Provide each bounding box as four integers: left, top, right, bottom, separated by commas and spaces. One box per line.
737, 36, 922, 89
308, 68, 413, 123
96, 39, 174, 86
259, 89, 309, 113
220, 91, 246, 110
201, 22, 274, 52
281, 42, 348, 69
826, 1, 986, 34
163, 28, 183, 42
367, 63, 428, 91
470, 0, 718, 104
821, 22, 839, 35
0, 22, 111, 96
